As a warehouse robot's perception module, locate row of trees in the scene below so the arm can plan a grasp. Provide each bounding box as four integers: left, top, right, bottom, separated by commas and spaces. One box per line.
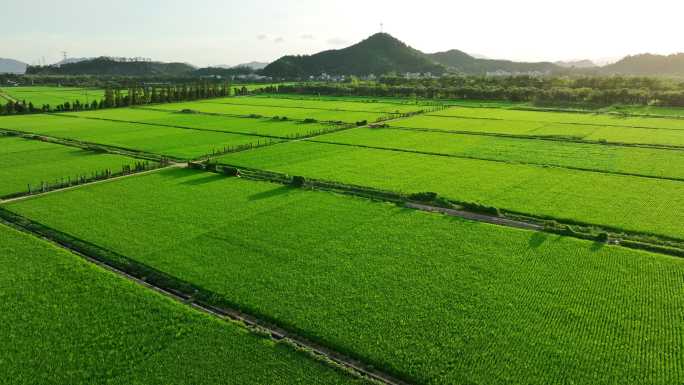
271, 76, 684, 107
0, 82, 242, 115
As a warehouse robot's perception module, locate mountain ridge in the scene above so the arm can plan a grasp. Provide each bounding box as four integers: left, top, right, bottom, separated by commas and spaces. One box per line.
263, 33, 445, 77
0, 58, 28, 74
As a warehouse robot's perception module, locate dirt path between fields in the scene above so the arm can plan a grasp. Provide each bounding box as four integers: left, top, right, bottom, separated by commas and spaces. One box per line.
406, 202, 542, 231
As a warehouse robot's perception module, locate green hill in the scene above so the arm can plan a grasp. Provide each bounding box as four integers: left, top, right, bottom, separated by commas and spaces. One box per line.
26, 57, 196, 77
263, 33, 445, 78
427, 49, 561, 75
599, 53, 684, 76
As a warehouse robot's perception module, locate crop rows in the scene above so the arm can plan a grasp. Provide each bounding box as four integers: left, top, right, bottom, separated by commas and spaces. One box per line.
391, 114, 684, 147
431, 106, 684, 130
206, 95, 439, 114
0, 135, 148, 198
0, 222, 362, 385
0, 114, 284, 160
313, 127, 684, 180
5, 169, 683, 385
62, 107, 345, 138
152, 100, 396, 123
217, 140, 684, 240
0, 86, 106, 107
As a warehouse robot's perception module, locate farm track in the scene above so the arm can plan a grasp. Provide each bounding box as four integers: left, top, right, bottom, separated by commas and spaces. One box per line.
0, 164, 181, 204
304, 138, 684, 183
386, 125, 684, 151
0, 211, 409, 385
427, 112, 684, 132
405, 202, 542, 230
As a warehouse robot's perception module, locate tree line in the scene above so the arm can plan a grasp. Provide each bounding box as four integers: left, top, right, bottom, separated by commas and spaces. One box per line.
0, 82, 241, 115
267, 75, 684, 107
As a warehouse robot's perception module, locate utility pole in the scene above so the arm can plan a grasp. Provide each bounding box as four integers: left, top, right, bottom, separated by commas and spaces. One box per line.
61, 51, 68, 63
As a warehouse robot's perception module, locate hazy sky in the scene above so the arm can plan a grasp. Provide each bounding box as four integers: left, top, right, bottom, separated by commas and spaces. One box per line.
3, 0, 682, 67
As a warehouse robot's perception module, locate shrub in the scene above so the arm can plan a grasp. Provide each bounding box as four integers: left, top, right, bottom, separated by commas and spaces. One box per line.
596, 232, 610, 242
303, 118, 318, 124
409, 192, 438, 202
291, 176, 306, 187
222, 166, 240, 177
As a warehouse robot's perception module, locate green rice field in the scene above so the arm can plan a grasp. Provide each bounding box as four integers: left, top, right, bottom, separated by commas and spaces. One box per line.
209, 95, 438, 113
391, 114, 684, 147
314, 127, 684, 179
0, 222, 364, 385
432, 106, 684, 130
152, 100, 396, 123
218, 140, 684, 239
0, 136, 145, 197
62, 107, 341, 137
0, 114, 282, 159
6, 169, 683, 385
0, 86, 105, 107
3, 92, 684, 384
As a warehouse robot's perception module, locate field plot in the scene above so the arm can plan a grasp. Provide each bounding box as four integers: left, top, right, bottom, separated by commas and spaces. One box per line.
218, 141, 684, 239
432, 106, 684, 130
150, 95, 428, 123
62, 107, 341, 137
6, 169, 684, 385
0, 136, 146, 198
0, 114, 280, 160
0, 86, 105, 107
214, 95, 437, 114
392, 114, 684, 147
257, 94, 450, 106
0, 223, 362, 385
316, 127, 684, 180
606, 104, 684, 117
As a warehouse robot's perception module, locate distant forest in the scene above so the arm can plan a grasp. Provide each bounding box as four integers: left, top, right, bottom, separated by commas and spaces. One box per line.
269, 76, 684, 107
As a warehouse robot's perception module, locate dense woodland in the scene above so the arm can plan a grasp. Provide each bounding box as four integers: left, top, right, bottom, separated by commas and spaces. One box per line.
267, 76, 684, 107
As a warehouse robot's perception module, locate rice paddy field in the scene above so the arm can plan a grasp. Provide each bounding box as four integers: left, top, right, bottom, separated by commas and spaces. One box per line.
0, 222, 364, 385
391, 114, 684, 147
431, 106, 684, 129
0, 136, 145, 197
313, 127, 684, 179
218, 140, 684, 240
0, 86, 105, 107
2, 93, 684, 384
5, 169, 684, 385
0, 114, 284, 159
151, 96, 439, 123
61, 107, 341, 137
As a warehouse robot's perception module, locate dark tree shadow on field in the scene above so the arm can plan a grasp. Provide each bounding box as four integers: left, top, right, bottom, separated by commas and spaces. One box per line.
590, 241, 606, 252
180, 173, 227, 186
248, 185, 293, 201
528, 232, 548, 248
